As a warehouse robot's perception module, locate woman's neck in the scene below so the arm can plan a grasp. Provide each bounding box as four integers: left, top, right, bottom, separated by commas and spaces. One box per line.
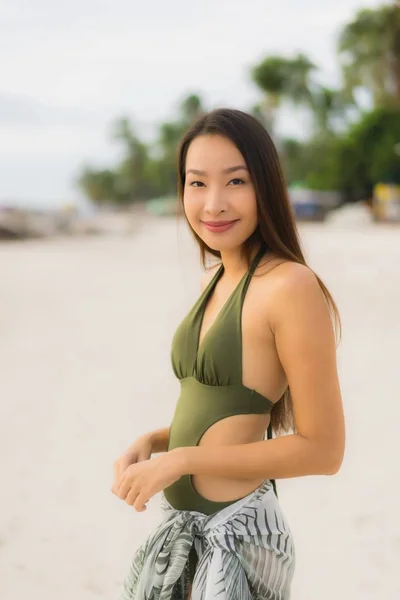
219, 244, 261, 279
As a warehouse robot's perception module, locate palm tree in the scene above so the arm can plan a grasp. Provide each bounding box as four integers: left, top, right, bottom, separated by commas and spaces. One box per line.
78, 168, 117, 205
180, 94, 204, 125
154, 94, 206, 194
338, 4, 400, 107
112, 118, 150, 201
250, 102, 271, 129
310, 86, 354, 135
251, 53, 316, 132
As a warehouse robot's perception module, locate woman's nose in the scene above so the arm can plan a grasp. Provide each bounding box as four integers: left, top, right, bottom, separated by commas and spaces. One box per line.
203, 189, 227, 215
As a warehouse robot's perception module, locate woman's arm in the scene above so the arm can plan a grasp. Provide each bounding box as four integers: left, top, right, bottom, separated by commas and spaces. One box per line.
174, 263, 345, 480
146, 426, 170, 454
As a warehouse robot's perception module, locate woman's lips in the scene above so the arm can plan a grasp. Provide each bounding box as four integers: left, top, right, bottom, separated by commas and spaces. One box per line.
202, 220, 239, 233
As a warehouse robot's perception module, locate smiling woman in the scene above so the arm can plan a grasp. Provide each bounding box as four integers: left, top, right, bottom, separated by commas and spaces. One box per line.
113, 108, 345, 600
183, 137, 258, 249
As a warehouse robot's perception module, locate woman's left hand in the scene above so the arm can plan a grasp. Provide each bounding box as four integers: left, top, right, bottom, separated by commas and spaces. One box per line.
112, 449, 186, 512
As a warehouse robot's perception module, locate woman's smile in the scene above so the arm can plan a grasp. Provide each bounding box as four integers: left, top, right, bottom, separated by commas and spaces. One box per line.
201, 219, 240, 233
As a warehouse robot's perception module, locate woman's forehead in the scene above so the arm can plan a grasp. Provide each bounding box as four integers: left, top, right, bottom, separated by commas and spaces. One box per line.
186, 134, 245, 170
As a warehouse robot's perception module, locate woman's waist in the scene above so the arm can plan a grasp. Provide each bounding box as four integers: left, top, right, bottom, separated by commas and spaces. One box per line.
167, 377, 271, 451
163, 474, 275, 516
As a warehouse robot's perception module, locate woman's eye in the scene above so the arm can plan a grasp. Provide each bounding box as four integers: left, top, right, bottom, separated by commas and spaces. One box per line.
188, 179, 244, 187
190, 181, 204, 187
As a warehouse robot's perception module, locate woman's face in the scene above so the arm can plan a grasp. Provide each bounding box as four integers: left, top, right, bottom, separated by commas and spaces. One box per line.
183, 134, 258, 252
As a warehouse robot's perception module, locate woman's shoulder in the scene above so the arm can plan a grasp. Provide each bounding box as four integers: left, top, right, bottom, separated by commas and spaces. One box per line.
255, 256, 324, 320
258, 256, 319, 292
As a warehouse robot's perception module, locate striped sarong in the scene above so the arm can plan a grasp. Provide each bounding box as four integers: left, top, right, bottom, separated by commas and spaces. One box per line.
119, 479, 295, 599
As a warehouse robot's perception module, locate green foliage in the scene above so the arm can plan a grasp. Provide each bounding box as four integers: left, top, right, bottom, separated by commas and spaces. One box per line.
338, 4, 400, 107
251, 54, 316, 134
336, 107, 400, 194
78, 168, 119, 205
280, 138, 308, 185
77, 95, 205, 206
281, 137, 343, 191
251, 54, 316, 106
251, 4, 400, 199
78, 4, 400, 206
284, 107, 400, 199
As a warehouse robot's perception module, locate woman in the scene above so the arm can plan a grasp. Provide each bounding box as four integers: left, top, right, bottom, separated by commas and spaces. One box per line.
112, 108, 345, 599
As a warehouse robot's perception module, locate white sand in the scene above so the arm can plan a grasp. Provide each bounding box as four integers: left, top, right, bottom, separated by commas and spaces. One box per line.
1, 215, 400, 599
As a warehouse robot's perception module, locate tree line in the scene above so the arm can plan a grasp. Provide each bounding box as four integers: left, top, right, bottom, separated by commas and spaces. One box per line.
78, 3, 400, 206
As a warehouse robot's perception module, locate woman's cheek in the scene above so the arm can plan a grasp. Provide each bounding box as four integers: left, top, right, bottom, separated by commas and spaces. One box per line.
184, 194, 199, 219
183, 201, 198, 232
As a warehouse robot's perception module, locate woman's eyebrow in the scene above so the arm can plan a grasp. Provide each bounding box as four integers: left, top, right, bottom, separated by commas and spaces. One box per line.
186, 165, 248, 176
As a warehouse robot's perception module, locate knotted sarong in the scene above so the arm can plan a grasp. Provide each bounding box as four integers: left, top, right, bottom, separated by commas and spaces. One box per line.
119, 480, 295, 599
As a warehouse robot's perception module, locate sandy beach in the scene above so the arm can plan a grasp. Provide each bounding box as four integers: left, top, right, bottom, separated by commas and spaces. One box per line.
1, 214, 399, 599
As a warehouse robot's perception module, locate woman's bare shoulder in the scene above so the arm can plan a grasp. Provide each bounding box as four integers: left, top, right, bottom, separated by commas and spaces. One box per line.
256, 257, 328, 328
258, 256, 318, 291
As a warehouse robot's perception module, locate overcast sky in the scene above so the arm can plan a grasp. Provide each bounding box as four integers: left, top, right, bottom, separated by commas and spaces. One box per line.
0, 0, 383, 207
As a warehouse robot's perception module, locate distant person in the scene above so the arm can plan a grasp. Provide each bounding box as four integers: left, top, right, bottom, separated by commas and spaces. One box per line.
112, 108, 345, 599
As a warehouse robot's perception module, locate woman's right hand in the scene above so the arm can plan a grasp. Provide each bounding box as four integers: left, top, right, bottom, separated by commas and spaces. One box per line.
112, 435, 153, 495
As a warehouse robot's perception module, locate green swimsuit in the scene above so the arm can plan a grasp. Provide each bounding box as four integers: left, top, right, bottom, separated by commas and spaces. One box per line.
164, 245, 275, 515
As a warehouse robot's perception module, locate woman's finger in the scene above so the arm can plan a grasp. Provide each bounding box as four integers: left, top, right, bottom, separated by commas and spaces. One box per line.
125, 488, 139, 506
112, 453, 136, 494
133, 492, 148, 512
116, 474, 132, 500
120, 454, 136, 471
137, 452, 150, 462
111, 461, 122, 494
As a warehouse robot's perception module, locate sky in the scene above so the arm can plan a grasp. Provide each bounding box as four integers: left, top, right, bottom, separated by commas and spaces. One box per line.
0, 0, 384, 208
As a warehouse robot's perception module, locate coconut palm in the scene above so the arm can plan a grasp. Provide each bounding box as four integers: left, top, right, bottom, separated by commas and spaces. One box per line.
112, 118, 150, 201
338, 3, 400, 107
251, 53, 316, 131
180, 93, 205, 125
310, 86, 355, 135
78, 168, 117, 205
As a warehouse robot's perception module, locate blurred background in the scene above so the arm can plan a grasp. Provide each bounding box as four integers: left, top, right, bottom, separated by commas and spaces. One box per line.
1, 1, 400, 599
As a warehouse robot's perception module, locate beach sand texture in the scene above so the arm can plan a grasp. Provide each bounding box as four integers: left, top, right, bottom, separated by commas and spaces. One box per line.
1, 216, 399, 599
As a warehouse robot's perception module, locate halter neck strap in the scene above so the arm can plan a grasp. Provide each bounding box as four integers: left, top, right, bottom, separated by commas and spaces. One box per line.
248, 245, 268, 276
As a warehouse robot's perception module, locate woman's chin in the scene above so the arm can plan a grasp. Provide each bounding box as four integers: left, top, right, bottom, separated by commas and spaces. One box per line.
201, 235, 247, 253
199, 227, 258, 252
192, 221, 258, 252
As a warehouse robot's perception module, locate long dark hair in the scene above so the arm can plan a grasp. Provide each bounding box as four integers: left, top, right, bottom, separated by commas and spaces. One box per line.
177, 108, 341, 434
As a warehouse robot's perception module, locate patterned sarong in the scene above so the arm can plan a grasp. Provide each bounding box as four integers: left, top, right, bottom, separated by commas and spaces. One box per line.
119, 480, 295, 599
